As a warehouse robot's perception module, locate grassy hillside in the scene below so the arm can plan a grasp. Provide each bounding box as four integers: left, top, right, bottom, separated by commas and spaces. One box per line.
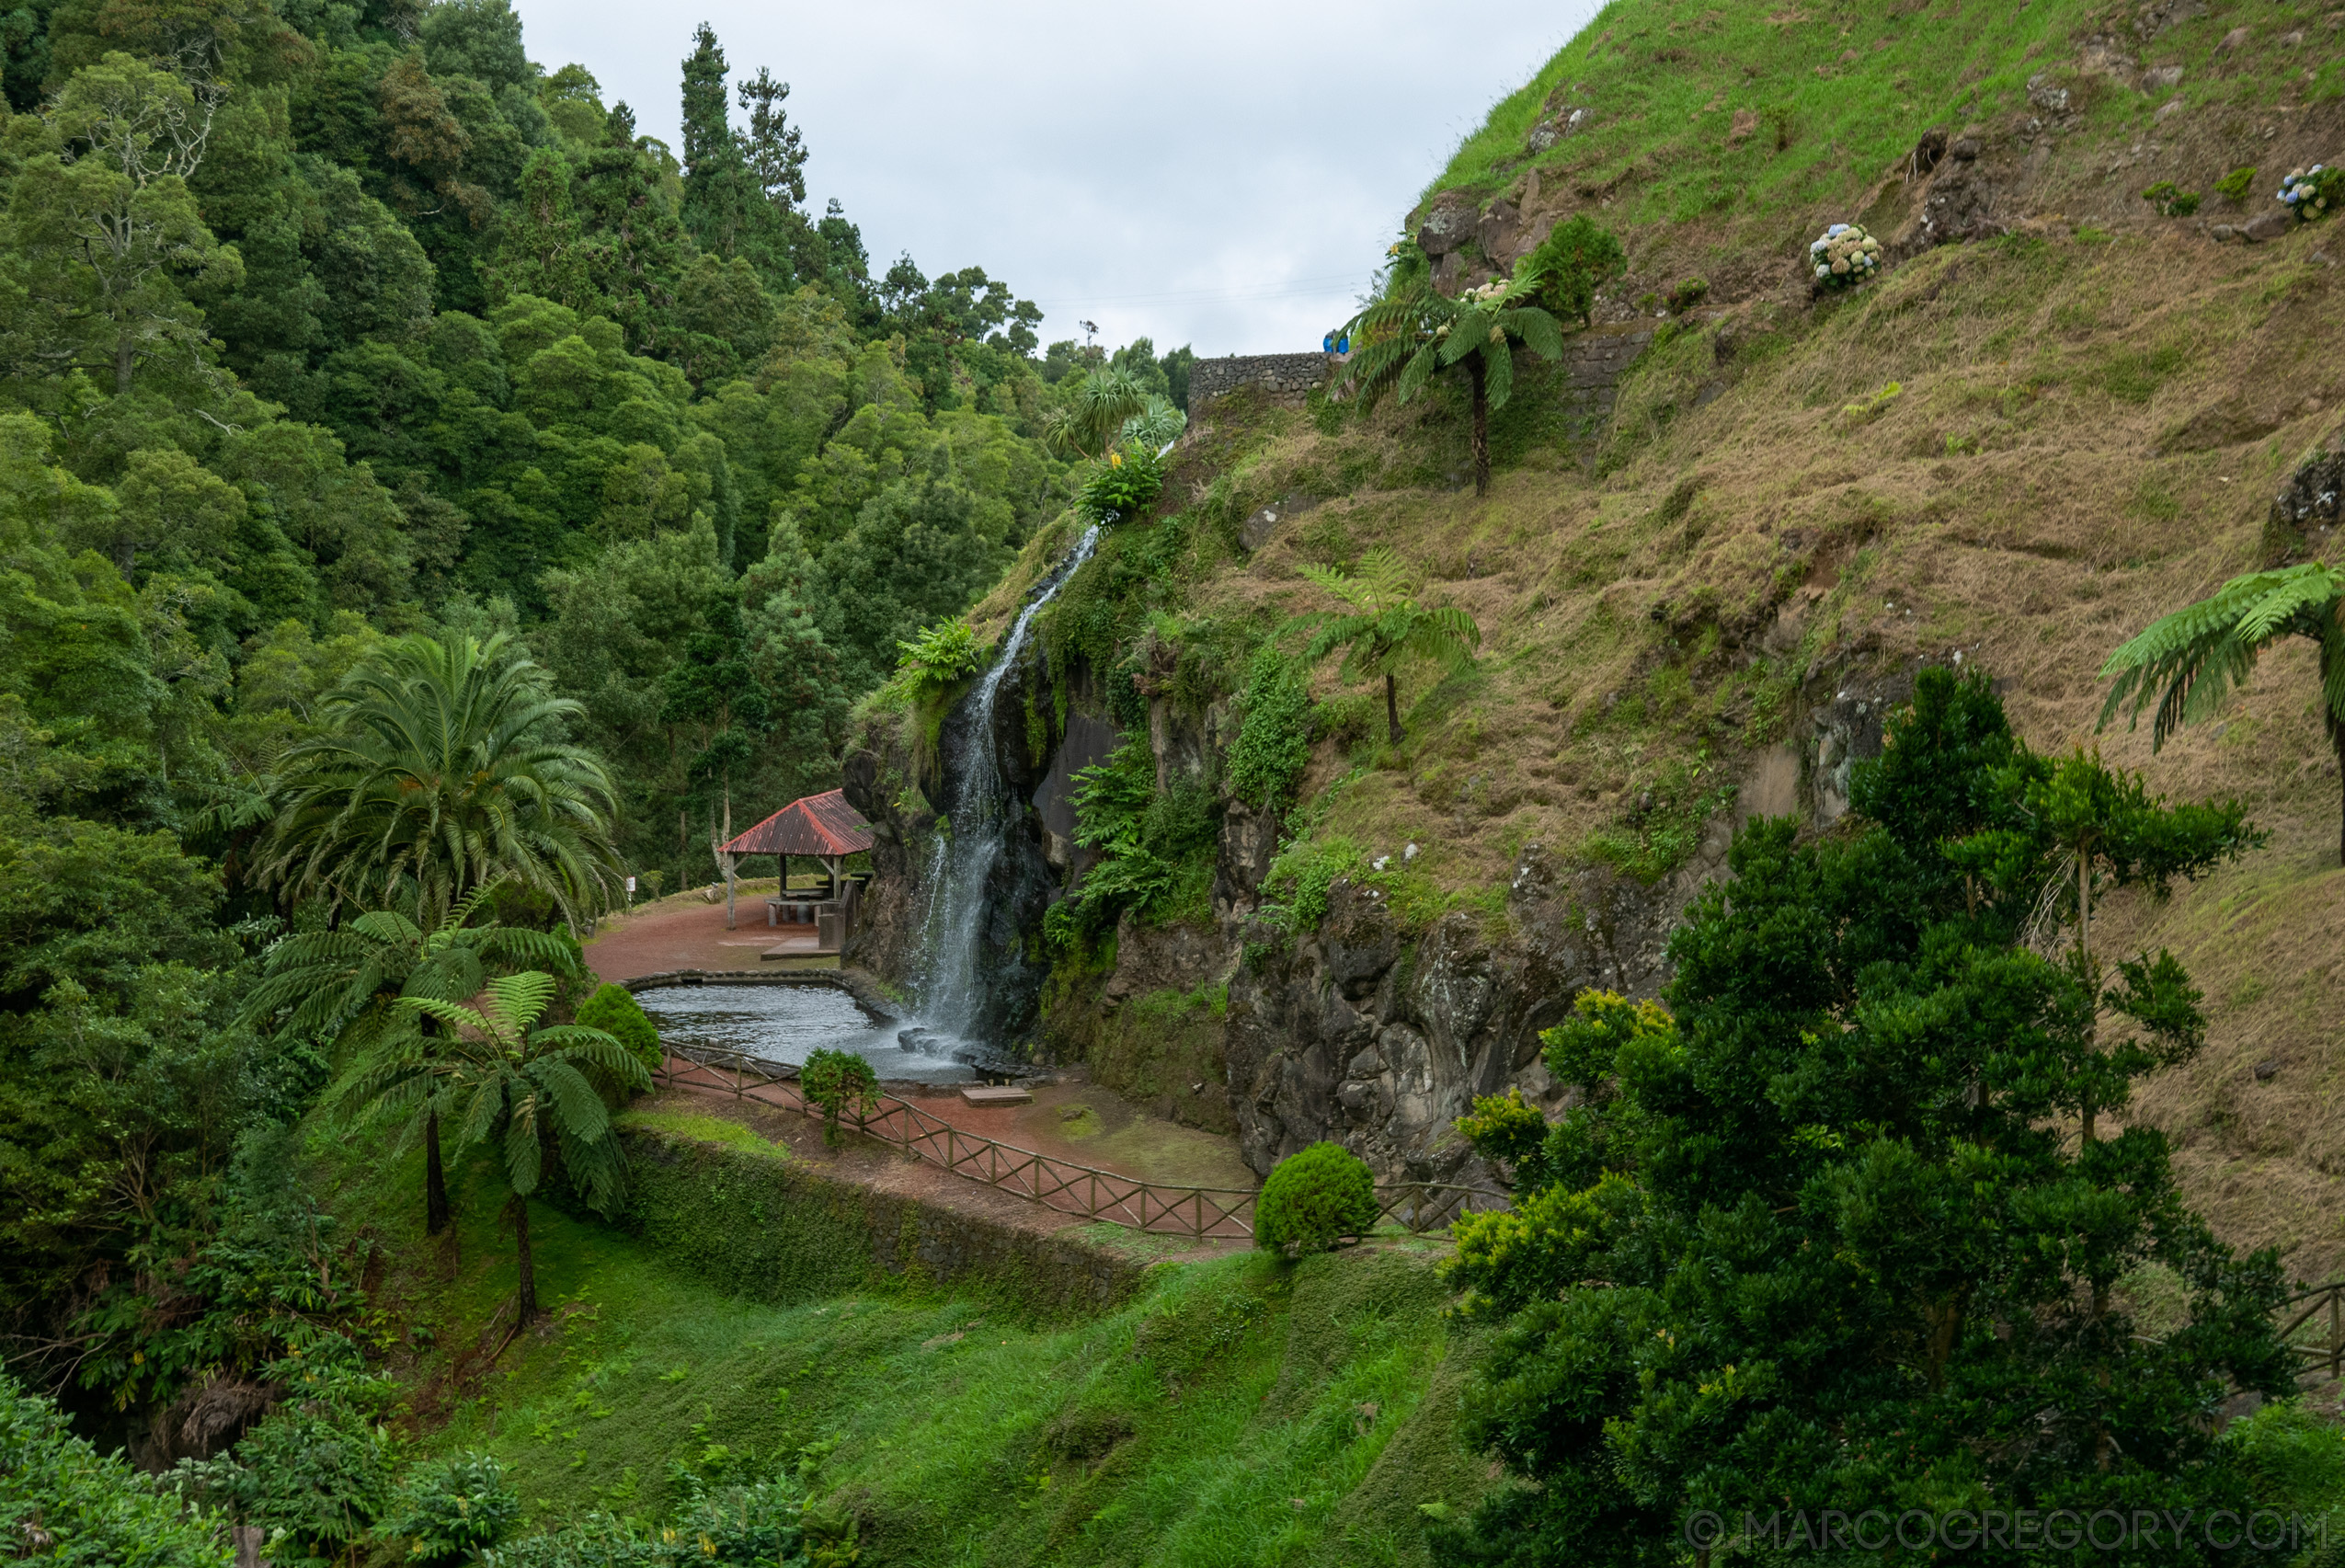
955, 0, 2345, 1274
326, 1109, 1499, 1566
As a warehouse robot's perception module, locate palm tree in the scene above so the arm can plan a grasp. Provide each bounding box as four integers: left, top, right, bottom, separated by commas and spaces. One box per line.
1044, 368, 1150, 460
256, 631, 622, 929
1337, 249, 1565, 497
1301, 548, 1481, 745
2099, 562, 2345, 864
349, 972, 647, 1322
240, 880, 581, 1236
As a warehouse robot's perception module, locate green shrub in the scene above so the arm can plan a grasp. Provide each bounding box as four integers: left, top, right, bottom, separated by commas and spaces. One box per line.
1257, 834, 1365, 933
2139, 180, 2200, 217
1254, 1142, 1379, 1255
1664, 276, 1710, 313
1224, 647, 1313, 810
880, 620, 986, 708
798, 1048, 878, 1146
0, 1373, 231, 1566
385, 1452, 520, 1565
1079, 445, 1165, 524
576, 983, 662, 1075
1523, 212, 1627, 326
2215, 165, 2258, 207
477, 1477, 806, 1565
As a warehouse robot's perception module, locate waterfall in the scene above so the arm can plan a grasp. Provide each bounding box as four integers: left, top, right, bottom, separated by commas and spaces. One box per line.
912, 524, 1101, 1044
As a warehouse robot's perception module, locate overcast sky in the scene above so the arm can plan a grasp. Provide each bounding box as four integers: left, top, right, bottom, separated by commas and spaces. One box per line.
509, 1, 1601, 358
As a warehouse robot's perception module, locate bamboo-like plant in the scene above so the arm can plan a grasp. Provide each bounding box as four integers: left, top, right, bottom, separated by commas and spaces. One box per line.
1300, 548, 1481, 744
2099, 562, 2345, 864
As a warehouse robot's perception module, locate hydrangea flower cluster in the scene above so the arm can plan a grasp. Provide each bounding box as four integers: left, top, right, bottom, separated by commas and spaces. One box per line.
1810, 223, 1882, 291
2279, 165, 2339, 224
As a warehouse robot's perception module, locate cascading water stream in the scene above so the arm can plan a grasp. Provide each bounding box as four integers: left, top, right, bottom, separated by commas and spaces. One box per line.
911, 525, 1101, 1047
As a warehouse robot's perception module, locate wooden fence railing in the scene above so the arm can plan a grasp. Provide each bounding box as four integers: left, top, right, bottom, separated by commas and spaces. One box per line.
2279, 1280, 2345, 1383
652, 1047, 1508, 1242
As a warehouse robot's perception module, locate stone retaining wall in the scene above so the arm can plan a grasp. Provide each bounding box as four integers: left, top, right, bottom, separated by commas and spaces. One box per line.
1557, 325, 1657, 445
1186, 352, 1335, 418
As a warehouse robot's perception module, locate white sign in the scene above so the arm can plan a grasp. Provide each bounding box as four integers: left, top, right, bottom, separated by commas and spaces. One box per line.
624, 876, 637, 893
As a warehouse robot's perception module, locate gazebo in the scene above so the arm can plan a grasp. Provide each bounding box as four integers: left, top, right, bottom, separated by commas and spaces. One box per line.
717, 789, 875, 939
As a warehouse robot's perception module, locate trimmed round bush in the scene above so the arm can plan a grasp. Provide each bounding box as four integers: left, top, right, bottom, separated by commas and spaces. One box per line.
1255, 1142, 1379, 1255
575, 982, 661, 1073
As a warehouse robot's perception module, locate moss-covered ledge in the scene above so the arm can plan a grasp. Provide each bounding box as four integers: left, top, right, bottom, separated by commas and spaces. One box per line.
612, 1126, 1154, 1320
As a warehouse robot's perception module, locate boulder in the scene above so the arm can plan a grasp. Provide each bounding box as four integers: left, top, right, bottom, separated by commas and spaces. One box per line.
2218, 25, 2249, 51
1476, 200, 1522, 264
2142, 64, 2185, 90
2026, 72, 2072, 113
1414, 189, 1480, 257
2242, 210, 2293, 243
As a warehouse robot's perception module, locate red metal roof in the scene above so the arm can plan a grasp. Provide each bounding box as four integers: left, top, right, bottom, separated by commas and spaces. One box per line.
719, 789, 875, 857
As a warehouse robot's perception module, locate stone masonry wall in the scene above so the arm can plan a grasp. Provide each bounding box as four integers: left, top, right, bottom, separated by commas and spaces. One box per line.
1186, 352, 1335, 418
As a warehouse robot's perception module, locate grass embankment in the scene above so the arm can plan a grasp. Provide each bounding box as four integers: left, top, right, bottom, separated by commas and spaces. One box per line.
322, 1115, 1498, 1565
1425, 0, 2338, 265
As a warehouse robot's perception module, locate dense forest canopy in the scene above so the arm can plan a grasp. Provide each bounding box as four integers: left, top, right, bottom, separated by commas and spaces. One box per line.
0, 0, 1196, 1482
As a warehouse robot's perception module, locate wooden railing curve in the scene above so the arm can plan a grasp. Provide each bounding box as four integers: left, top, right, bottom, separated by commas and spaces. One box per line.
2277, 1279, 2345, 1384
651, 1047, 1509, 1242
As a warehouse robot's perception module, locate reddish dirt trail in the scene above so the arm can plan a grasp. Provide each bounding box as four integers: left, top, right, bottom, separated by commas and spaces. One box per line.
584, 884, 821, 980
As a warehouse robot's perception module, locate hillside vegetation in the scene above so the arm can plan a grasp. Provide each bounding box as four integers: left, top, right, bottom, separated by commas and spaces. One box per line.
956, 0, 2345, 1275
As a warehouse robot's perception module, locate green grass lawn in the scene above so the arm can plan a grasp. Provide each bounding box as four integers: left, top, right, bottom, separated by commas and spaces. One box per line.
320, 1119, 1500, 1565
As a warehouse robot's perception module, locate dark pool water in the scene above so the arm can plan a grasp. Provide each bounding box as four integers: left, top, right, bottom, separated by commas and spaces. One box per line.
635, 983, 974, 1084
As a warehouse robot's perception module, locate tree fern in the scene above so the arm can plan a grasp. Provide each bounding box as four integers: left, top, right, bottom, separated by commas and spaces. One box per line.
2100, 561, 2345, 863
1301, 548, 1481, 744
1335, 241, 1579, 496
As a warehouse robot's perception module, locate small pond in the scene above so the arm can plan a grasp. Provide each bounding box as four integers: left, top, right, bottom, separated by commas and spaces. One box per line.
635, 983, 975, 1084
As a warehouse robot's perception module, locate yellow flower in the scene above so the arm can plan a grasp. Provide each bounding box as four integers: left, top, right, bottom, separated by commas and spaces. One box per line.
1109, 452, 1123, 467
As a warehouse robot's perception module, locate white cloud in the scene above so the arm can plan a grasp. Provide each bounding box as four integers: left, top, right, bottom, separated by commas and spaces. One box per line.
509, 0, 1598, 356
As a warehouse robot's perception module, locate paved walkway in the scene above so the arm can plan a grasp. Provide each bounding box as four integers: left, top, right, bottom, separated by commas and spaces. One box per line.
589, 886, 1260, 1225
585, 881, 824, 977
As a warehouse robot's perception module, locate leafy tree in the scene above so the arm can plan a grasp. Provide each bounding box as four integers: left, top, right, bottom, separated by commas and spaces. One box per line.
1338, 249, 1566, 496
242, 879, 579, 1235
1299, 547, 1479, 744
1, 52, 245, 396
1438, 669, 2286, 1568
369, 971, 647, 1321
798, 1046, 876, 1147
257, 630, 623, 928
2100, 561, 2345, 864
